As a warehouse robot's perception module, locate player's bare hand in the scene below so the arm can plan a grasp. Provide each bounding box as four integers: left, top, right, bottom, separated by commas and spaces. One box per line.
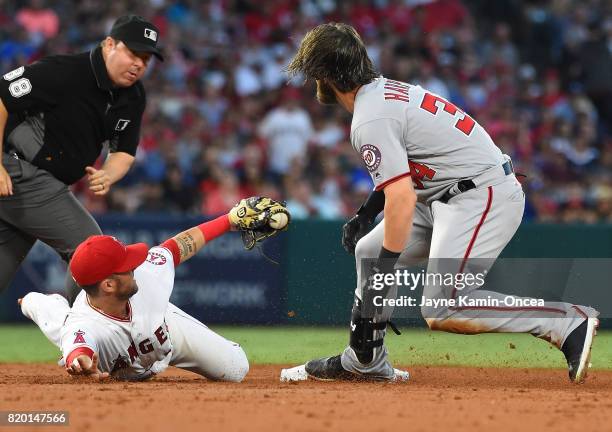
0, 164, 13, 196
85, 166, 111, 196
66, 352, 109, 380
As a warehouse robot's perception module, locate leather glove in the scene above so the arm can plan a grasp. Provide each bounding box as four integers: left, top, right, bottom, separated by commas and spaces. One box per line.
228, 196, 291, 250
342, 213, 372, 254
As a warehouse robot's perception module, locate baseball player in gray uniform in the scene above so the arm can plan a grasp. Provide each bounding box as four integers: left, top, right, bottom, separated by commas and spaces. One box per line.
281, 23, 598, 384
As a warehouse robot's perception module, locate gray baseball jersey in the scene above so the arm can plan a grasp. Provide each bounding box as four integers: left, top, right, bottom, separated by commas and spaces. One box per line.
351, 77, 505, 203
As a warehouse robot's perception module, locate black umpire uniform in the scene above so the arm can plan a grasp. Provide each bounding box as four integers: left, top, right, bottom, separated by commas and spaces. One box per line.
0, 15, 163, 304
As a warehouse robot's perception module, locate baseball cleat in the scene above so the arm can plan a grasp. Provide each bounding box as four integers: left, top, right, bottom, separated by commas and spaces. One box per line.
300, 354, 409, 382
561, 317, 599, 383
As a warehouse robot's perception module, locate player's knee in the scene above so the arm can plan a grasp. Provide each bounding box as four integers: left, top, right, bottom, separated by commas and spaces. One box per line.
355, 236, 379, 260
20, 292, 45, 319
223, 345, 249, 382
421, 304, 452, 331
423, 315, 480, 334
424, 317, 443, 331
20, 292, 35, 319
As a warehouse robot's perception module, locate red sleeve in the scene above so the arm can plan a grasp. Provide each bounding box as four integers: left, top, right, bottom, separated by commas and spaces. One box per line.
161, 238, 180, 267
198, 214, 231, 241
65, 346, 94, 366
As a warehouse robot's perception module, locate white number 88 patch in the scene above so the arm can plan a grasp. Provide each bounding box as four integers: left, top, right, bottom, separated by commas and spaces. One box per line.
9, 78, 32, 98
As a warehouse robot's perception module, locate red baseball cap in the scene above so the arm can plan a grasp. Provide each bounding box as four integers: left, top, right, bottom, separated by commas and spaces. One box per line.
70, 235, 149, 286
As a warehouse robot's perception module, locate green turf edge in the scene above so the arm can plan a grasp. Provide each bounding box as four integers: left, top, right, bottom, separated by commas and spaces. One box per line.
0, 324, 610, 370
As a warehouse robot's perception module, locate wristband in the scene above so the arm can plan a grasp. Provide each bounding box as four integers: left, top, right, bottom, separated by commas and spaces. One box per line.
357, 190, 385, 222
376, 246, 401, 274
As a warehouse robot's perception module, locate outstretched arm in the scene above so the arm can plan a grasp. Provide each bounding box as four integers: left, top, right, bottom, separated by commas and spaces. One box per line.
161, 214, 232, 266
160, 196, 290, 266
65, 351, 109, 380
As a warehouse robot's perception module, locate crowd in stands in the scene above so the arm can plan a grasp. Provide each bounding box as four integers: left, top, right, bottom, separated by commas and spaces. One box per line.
1, 0, 610, 222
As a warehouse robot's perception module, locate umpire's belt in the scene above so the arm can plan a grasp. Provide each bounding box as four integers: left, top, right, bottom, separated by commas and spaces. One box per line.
440, 160, 514, 204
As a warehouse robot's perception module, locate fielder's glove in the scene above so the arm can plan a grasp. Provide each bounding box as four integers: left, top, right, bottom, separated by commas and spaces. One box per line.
342, 214, 372, 254
229, 196, 291, 250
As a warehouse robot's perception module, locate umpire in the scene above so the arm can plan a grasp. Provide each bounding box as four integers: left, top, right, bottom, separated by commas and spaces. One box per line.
0, 15, 163, 304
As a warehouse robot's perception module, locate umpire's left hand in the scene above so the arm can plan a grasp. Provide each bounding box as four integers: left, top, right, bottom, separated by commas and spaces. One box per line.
86, 166, 111, 196
0, 163, 13, 196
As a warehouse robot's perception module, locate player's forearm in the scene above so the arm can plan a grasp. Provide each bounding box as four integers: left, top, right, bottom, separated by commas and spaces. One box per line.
383, 201, 413, 252
382, 179, 416, 252
162, 215, 232, 265
169, 226, 205, 264
102, 151, 135, 184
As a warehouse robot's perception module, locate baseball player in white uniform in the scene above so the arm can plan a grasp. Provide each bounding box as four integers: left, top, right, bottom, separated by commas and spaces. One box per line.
20, 197, 290, 381
281, 23, 599, 384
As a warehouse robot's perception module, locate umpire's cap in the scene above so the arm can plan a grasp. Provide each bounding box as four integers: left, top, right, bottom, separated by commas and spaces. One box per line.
70, 235, 149, 286
110, 15, 164, 61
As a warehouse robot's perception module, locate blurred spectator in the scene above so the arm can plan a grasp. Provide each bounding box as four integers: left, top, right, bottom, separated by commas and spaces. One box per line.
577, 21, 612, 127
258, 87, 313, 177
202, 171, 247, 216
16, 0, 60, 42
0, 0, 608, 223
285, 180, 318, 219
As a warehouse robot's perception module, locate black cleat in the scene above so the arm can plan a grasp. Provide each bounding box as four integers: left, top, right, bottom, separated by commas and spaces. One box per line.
305, 355, 358, 381
561, 317, 599, 383
304, 355, 409, 382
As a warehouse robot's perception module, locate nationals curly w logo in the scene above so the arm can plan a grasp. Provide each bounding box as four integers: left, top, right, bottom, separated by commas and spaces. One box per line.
360, 144, 381, 172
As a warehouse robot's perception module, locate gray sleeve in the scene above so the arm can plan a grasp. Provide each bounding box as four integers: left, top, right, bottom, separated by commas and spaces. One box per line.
352, 118, 410, 191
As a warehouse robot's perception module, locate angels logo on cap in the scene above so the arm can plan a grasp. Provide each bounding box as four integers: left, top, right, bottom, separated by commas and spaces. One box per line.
360, 144, 381, 172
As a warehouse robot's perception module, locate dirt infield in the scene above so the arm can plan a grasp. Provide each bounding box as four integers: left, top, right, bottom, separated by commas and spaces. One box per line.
1, 364, 611, 432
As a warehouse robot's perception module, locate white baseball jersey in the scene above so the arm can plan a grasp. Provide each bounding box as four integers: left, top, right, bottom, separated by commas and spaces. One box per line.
351, 77, 505, 203
60, 246, 175, 380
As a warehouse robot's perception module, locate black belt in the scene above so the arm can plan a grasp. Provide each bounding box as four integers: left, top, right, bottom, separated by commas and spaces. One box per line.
440, 160, 514, 204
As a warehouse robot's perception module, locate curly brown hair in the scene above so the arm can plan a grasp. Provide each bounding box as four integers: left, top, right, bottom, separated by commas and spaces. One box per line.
286, 23, 379, 92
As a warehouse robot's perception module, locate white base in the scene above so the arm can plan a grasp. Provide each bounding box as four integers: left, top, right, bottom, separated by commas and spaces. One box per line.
280, 364, 308, 382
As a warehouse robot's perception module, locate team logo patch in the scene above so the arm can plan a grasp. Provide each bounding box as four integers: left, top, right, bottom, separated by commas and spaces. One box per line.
115, 119, 130, 131
73, 329, 86, 344
3, 66, 24, 81
360, 144, 381, 172
8, 78, 31, 98
144, 28, 157, 42
146, 251, 167, 265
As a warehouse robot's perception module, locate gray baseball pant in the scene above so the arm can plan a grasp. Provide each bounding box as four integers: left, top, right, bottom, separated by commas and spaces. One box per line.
0, 153, 101, 304
341, 175, 597, 377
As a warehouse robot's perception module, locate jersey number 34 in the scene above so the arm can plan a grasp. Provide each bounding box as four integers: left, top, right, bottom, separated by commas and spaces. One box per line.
420, 93, 475, 136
